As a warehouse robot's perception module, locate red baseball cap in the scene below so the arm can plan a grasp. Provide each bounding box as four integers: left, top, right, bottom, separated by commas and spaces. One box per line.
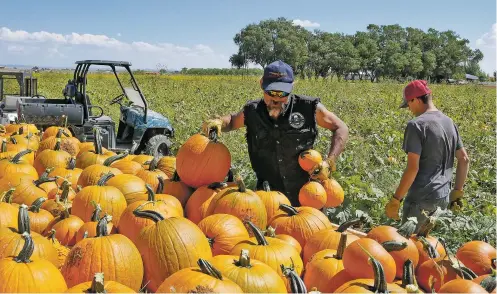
400, 80, 432, 108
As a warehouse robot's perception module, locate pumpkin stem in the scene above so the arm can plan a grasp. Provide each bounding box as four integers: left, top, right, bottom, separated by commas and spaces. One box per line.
480, 272, 497, 292
47, 229, 57, 242
1, 139, 7, 152
145, 184, 156, 202
401, 259, 418, 288
97, 172, 115, 186
13, 232, 34, 263
207, 237, 214, 248
10, 136, 17, 144
54, 137, 62, 151
59, 179, 72, 202
18, 204, 31, 234
10, 149, 32, 163
226, 169, 234, 182
66, 157, 76, 170
55, 128, 63, 139
382, 241, 408, 252
207, 182, 227, 190
93, 128, 103, 155
265, 226, 277, 238
96, 215, 112, 237
172, 171, 180, 182
0, 188, 15, 203
40, 167, 54, 180
418, 236, 439, 259
34, 176, 57, 186
336, 217, 364, 233
29, 197, 47, 213
103, 151, 129, 166
198, 258, 223, 280
83, 231, 89, 239
88, 272, 106, 293
149, 157, 159, 171
262, 181, 271, 192
235, 175, 246, 193
90, 203, 103, 222
246, 221, 269, 246
235, 249, 252, 268
397, 217, 419, 238
371, 256, 389, 293
279, 204, 299, 216
133, 209, 165, 223
208, 128, 218, 142
281, 262, 307, 294
156, 176, 165, 194
335, 232, 347, 260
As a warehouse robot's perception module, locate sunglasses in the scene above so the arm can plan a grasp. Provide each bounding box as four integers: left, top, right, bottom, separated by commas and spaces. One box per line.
265, 90, 290, 98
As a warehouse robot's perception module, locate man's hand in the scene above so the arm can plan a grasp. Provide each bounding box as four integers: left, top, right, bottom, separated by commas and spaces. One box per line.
202, 118, 223, 137
309, 157, 336, 181
385, 197, 401, 220
449, 189, 464, 211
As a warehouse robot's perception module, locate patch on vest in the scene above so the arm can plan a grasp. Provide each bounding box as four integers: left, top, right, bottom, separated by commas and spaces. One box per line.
289, 112, 305, 129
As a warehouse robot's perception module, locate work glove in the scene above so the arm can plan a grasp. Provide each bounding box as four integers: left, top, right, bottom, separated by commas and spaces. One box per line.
449, 189, 464, 211
385, 197, 402, 220
202, 118, 223, 137
309, 156, 336, 181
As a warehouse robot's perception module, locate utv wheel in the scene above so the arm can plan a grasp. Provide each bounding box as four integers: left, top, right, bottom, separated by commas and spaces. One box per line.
144, 135, 172, 157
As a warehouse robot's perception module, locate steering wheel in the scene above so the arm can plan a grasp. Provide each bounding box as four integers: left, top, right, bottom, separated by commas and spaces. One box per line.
88, 105, 104, 118
110, 94, 125, 105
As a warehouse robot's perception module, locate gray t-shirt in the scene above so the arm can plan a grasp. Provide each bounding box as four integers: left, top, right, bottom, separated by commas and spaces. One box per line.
403, 111, 463, 202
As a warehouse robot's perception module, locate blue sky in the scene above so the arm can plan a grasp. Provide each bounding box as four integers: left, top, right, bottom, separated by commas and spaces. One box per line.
1, 0, 495, 73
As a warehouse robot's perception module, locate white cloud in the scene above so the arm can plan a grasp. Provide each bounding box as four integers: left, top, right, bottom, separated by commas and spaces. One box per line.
292, 19, 320, 28
0, 26, 232, 69
474, 23, 496, 74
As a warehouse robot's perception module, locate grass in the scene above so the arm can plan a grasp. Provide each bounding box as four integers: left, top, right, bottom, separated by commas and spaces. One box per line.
10, 72, 496, 250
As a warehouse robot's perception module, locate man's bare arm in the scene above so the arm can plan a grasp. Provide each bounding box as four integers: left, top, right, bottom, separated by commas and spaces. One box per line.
454, 147, 470, 191
315, 103, 349, 159
218, 110, 245, 133
394, 152, 420, 200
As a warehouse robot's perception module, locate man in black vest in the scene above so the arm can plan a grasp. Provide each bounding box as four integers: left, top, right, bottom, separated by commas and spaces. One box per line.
202, 60, 349, 206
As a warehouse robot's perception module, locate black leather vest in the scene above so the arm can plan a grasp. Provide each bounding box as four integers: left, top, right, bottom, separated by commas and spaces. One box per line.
244, 94, 320, 206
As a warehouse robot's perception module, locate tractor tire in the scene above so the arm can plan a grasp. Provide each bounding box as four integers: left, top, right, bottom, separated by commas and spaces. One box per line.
144, 135, 172, 157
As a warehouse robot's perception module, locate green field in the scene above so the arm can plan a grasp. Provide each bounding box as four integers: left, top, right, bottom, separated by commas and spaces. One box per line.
28, 72, 497, 250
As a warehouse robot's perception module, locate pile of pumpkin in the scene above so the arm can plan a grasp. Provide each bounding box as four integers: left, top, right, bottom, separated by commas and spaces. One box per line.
0, 122, 495, 293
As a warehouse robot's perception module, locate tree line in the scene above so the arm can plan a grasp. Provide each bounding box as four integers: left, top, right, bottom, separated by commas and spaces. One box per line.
229, 17, 489, 82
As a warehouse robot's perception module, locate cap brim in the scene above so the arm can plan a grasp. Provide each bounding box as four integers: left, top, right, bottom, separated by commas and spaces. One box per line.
264, 82, 293, 93
399, 100, 408, 108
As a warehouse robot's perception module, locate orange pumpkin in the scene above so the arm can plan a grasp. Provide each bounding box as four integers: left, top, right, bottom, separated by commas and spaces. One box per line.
209, 249, 287, 293
303, 217, 364, 265
43, 209, 84, 246
269, 204, 332, 248
255, 181, 291, 222
117, 184, 183, 243
438, 279, 487, 293
0, 188, 18, 230
61, 216, 144, 291
299, 180, 327, 209
33, 138, 72, 176
105, 174, 147, 205
156, 155, 176, 178
456, 241, 497, 276
77, 163, 122, 187
304, 232, 348, 292
162, 171, 194, 207
71, 173, 127, 226
229, 221, 303, 291
66, 272, 135, 293
321, 177, 344, 207
206, 176, 267, 234
298, 149, 323, 172
0, 232, 68, 293
75, 203, 117, 243
197, 214, 250, 256
48, 157, 82, 190
334, 254, 405, 293
367, 221, 420, 279
27, 197, 54, 234
186, 182, 229, 224
342, 238, 397, 283
42, 126, 72, 140
0, 149, 38, 179
76, 129, 116, 169
135, 157, 168, 192
104, 151, 143, 175
176, 131, 231, 188
156, 259, 243, 293
265, 226, 302, 254
132, 209, 212, 292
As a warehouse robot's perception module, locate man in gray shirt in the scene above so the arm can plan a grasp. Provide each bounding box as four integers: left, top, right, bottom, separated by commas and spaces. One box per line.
385, 80, 470, 231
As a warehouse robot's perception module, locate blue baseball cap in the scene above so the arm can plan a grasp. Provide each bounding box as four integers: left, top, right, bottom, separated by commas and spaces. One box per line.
262, 60, 294, 93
